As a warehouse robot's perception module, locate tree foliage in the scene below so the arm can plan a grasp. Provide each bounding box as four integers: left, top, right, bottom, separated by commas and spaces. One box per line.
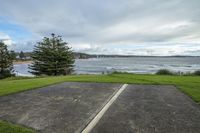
19, 51, 25, 60
29, 34, 75, 76
0, 41, 14, 79
10, 50, 16, 60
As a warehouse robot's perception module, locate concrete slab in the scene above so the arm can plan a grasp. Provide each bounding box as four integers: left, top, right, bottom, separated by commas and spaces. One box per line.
91, 85, 200, 133
0, 82, 121, 133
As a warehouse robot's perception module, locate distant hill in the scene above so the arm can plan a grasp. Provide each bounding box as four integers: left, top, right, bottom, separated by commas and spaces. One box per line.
14, 51, 200, 60
74, 54, 200, 58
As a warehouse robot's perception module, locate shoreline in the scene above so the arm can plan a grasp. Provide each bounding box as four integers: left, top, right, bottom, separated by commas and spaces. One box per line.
13, 61, 33, 65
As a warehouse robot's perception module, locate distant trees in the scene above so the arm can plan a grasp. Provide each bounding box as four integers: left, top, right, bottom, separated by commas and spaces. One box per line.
19, 51, 25, 60
29, 33, 75, 76
0, 41, 14, 79
10, 50, 16, 60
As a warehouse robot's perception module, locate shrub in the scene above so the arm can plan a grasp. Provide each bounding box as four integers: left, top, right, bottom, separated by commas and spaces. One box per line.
0, 69, 15, 79
193, 70, 200, 76
156, 69, 174, 75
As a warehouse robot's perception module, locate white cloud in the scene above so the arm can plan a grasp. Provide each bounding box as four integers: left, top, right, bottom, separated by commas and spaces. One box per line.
0, 0, 200, 55
159, 21, 192, 31
75, 43, 200, 56
0, 32, 12, 46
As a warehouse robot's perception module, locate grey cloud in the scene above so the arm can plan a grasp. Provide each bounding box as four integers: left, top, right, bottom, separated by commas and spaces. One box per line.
9, 41, 35, 52
0, 0, 200, 54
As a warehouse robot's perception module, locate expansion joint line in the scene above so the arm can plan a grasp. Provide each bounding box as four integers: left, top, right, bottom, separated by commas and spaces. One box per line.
81, 84, 128, 133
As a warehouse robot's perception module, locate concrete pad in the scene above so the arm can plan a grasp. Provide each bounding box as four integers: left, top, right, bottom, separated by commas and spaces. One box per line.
0, 82, 121, 133
91, 85, 200, 133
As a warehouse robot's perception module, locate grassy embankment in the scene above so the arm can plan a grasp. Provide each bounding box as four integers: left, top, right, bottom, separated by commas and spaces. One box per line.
0, 73, 200, 133
1, 73, 200, 102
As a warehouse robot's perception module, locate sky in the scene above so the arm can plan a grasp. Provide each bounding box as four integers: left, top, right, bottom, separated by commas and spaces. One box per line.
0, 0, 200, 56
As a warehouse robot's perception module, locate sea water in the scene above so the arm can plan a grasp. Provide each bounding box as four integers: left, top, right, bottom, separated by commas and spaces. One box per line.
14, 57, 200, 76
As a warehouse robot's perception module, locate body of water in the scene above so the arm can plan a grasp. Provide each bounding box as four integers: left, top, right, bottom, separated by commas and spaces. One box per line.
14, 57, 200, 76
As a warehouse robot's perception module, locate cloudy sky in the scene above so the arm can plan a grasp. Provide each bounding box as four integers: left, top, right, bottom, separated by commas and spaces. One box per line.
0, 0, 200, 56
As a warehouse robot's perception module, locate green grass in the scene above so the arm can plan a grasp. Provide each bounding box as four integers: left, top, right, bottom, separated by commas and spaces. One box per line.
0, 73, 200, 133
0, 120, 36, 133
1, 73, 200, 103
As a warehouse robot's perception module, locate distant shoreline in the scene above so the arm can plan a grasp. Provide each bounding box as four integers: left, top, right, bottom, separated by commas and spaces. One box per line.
13, 55, 200, 64
13, 61, 33, 65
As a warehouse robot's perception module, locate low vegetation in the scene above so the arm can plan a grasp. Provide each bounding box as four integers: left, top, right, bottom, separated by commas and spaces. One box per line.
193, 70, 200, 76
0, 120, 36, 133
156, 69, 200, 76
156, 69, 174, 75
0, 73, 200, 104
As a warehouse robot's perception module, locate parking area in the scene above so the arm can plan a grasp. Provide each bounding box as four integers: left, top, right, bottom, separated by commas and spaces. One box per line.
91, 85, 200, 133
0, 82, 121, 133
0, 82, 200, 133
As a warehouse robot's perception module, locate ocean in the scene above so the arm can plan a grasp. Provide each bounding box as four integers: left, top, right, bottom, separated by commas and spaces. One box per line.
14, 57, 200, 76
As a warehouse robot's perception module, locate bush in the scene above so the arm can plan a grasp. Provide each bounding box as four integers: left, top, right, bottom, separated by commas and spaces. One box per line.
193, 70, 200, 76
0, 70, 15, 79
156, 69, 174, 75
111, 71, 129, 74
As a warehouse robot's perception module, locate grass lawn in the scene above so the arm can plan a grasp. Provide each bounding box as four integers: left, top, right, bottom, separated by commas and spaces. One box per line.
0, 73, 200, 133
0, 121, 36, 133
1, 73, 200, 103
